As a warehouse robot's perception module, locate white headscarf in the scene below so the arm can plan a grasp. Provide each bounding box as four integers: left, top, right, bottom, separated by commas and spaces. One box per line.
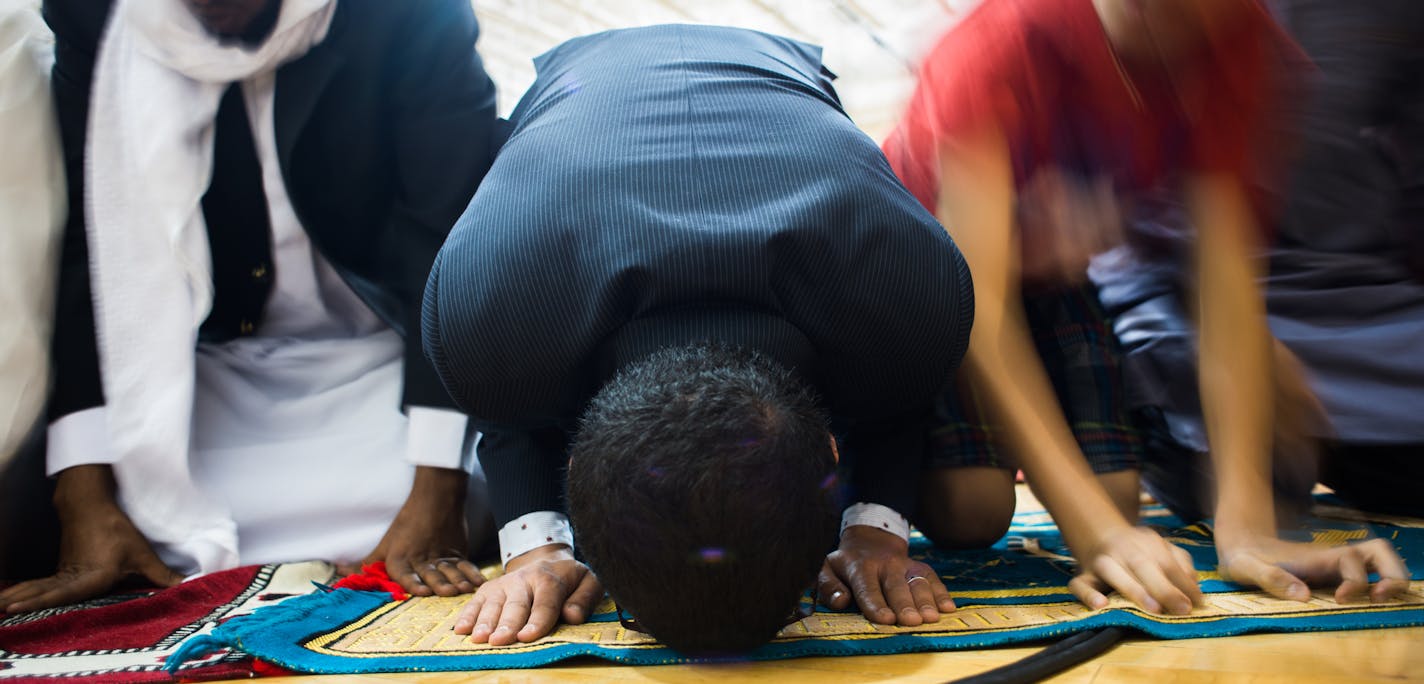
86, 0, 336, 573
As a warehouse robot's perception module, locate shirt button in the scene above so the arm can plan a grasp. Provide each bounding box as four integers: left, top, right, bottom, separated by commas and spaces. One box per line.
251, 264, 268, 280
239, 320, 255, 335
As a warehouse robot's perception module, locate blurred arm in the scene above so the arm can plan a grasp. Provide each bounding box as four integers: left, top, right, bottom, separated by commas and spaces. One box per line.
1187, 174, 1276, 541
934, 132, 1131, 556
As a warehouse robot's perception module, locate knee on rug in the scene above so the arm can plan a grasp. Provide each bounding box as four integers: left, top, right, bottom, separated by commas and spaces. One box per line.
915, 466, 1017, 549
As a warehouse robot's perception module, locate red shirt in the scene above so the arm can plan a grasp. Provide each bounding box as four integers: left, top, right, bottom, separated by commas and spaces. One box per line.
884, 0, 1291, 217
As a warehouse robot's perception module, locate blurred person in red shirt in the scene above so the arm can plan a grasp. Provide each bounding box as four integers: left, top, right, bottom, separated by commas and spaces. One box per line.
879, 0, 1409, 618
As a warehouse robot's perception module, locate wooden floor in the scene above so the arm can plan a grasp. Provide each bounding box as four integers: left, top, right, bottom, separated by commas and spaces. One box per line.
265, 487, 1424, 683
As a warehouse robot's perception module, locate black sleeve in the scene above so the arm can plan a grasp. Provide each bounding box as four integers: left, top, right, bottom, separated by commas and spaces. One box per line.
837, 407, 932, 519
476, 425, 572, 527
43, 0, 114, 421
385, 0, 499, 411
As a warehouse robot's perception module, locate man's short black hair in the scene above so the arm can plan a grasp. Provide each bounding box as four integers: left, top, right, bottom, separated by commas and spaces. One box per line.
567, 342, 839, 655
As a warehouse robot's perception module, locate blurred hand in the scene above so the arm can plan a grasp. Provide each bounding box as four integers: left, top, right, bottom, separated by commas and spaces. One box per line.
1, 465, 182, 613
363, 466, 484, 597
818, 525, 955, 626
1068, 525, 1203, 615
452, 544, 602, 646
1216, 532, 1410, 604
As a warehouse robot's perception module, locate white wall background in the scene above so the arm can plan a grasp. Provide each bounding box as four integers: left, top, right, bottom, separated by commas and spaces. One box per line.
471, 0, 978, 141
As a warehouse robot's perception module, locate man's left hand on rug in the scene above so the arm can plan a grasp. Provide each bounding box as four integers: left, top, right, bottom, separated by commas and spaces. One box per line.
818, 525, 956, 627
452, 543, 603, 646
358, 466, 485, 598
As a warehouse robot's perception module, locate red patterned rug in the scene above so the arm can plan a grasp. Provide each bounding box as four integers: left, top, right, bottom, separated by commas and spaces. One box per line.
0, 562, 333, 683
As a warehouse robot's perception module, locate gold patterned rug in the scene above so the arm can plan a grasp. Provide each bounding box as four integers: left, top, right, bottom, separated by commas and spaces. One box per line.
166, 503, 1424, 672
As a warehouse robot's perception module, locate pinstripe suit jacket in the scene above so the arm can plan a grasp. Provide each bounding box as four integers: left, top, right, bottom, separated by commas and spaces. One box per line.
423, 25, 974, 524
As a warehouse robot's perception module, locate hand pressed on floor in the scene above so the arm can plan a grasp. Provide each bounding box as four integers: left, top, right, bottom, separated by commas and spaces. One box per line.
452, 544, 602, 646
818, 524, 956, 626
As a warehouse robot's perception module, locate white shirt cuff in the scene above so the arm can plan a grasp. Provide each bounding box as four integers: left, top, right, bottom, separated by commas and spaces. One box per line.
405, 406, 472, 471
498, 511, 573, 567
841, 502, 911, 543
47, 407, 115, 476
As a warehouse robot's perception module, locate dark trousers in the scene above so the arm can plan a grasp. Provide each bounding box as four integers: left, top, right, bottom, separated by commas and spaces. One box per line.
1136, 408, 1318, 525
0, 424, 60, 582
1321, 443, 1424, 518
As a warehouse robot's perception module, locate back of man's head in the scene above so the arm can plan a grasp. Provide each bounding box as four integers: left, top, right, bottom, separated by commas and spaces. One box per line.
567, 343, 839, 655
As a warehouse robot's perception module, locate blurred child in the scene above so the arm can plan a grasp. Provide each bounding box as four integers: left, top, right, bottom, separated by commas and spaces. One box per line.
885, 0, 1409, 614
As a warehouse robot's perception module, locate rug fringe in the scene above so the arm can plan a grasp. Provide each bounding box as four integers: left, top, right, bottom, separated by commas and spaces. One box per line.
163, 585, 348, 673
165, 634, 231, 673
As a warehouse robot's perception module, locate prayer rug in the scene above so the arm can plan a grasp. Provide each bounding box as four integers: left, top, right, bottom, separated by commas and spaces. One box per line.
0, 561, 334, 682
167, 506, 1424, 673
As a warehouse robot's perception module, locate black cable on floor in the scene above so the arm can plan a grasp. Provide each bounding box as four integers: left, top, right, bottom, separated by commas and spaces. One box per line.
944, 627, 1131, 684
